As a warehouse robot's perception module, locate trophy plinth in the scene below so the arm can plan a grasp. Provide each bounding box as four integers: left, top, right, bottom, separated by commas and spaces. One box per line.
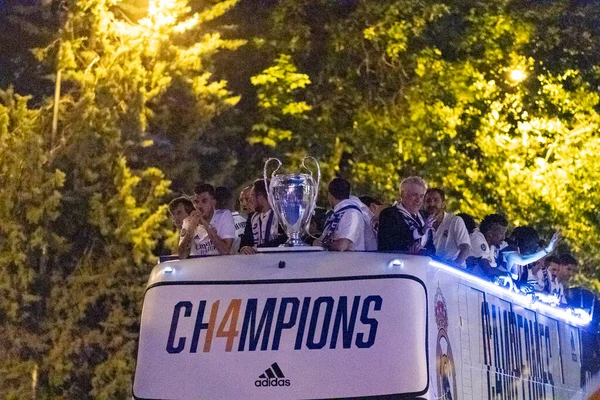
255, 246, 324, 253
264, 157, 322, 248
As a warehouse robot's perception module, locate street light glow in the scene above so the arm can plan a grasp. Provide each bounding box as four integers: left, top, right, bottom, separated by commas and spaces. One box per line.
510, 69, 527, 82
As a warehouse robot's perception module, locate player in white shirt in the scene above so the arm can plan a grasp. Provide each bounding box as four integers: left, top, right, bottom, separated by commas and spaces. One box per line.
348, 195, 378, 250
239, 179, 286, 254
178, 183, 236, 259
215, 186, 247, 255
424, 188, 471, 266
467, 214, 509, 278
314, 178, 366, 252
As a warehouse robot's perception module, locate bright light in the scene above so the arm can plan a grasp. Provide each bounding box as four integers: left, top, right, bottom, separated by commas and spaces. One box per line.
428, 260, 592, 326
509, 69, 527, 83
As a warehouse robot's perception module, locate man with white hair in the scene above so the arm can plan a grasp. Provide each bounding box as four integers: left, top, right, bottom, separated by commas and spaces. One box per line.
377, 176, 435, 253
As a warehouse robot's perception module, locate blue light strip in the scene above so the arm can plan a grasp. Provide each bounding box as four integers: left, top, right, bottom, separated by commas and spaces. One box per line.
428, 260, 592, 326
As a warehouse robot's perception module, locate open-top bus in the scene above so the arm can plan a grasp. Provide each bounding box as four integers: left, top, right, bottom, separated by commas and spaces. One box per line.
133, 251, 598, 399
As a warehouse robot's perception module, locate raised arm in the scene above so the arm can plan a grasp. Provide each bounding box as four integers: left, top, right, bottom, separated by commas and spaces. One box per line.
506, 231, 561, 279
178, 212, 201, 259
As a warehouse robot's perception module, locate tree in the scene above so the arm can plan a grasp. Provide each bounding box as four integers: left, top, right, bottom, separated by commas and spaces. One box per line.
0, 0, 243, 396
225, 0, 600, 284
0, 88, 65, 399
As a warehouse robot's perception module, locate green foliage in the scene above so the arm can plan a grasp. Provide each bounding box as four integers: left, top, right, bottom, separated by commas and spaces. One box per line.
3, 0, 600, 397
0, 0, 243, 397
230, 0, 600, 286
0, 88, 65, 398
250, 54, 311, 147
346, 3, 600, 281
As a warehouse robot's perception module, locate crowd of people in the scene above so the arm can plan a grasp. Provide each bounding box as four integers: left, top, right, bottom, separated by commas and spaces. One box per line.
168, 176, 579, 308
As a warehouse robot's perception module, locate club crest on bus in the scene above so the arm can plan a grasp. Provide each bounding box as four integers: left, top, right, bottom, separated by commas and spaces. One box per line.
434, 286, 457, 400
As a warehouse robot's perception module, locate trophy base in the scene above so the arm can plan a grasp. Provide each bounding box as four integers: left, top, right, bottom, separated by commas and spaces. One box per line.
256, 246, 324, 253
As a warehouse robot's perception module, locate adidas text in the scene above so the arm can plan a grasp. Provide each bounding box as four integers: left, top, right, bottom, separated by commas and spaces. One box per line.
254, 378, 291, 387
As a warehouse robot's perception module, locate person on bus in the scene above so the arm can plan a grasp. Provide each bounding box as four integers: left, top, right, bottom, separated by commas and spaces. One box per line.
533, 255, 566, 305
168, 196, 195, 233
466, 214, 510, 280
378, 176, 435, 254
359, 195, 388, 233
498, 226, 561, 292
178, 183, 236, 259
215, 186, 247, 255
239, 185, 255, 216
424, 188, 471, 267
457, 213, 477, 236
308, 207, 328, 239
558, 253, 578, 304
315, 178, 371, 252
239, 179, 287, 254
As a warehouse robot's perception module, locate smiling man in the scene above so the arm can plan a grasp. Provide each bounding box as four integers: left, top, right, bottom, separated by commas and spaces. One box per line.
424, 188, 471, 267
178, 183, 236, 259
377, 176, 435, 254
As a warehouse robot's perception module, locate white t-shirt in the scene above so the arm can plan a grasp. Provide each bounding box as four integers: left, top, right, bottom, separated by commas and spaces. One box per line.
180, 209, 236, 256
469, 229, 497, 268
321, 199, 365, 251
348, 196, 377, 251
434, 212, 471, 266
231, 211, 247, 254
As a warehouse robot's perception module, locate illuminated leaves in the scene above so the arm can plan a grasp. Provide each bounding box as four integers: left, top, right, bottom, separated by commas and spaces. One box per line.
250, 54, 311, 147
0, 0, 246, 397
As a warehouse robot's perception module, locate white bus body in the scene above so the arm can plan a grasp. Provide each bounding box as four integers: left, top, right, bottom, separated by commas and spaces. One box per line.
133, 252, 595, 399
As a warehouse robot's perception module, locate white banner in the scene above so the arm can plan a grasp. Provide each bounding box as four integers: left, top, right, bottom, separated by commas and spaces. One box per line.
134, 275, 428, 399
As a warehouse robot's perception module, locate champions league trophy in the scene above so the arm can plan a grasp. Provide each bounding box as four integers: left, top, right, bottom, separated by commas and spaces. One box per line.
263, 156, 322, 250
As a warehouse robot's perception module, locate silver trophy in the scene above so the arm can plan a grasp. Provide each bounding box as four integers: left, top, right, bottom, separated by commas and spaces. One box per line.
264, 157, 321, 248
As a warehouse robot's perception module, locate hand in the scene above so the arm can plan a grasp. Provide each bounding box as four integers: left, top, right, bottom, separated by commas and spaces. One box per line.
187, 210, 202, 230
545, 230, 562, 253
239, 246, 256, 255
424, 215, 436, 231
313, 239, 323, 247
197, 212, 210, 229
493, 274, 513, 289
518, 283, 534, 295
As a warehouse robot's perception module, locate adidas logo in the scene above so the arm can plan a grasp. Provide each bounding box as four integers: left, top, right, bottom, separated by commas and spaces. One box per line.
254, 362, 291, 387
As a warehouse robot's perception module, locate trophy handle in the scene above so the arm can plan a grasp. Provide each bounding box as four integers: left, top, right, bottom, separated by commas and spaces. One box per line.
301, 156, 321, 199
264, 157, 282, 211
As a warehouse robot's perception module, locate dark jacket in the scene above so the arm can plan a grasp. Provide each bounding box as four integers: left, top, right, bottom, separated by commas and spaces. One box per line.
377, 206, 434, 254
377, 206, 416, 252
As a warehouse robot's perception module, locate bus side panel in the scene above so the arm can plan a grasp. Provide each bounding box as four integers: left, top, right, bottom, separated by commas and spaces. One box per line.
558, 322, 584, 399
427, 266, 588, 400
461, 285, 518, 400
459, 285, 488, 400
428, 269, 466, 400
536, 313, 581, 400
